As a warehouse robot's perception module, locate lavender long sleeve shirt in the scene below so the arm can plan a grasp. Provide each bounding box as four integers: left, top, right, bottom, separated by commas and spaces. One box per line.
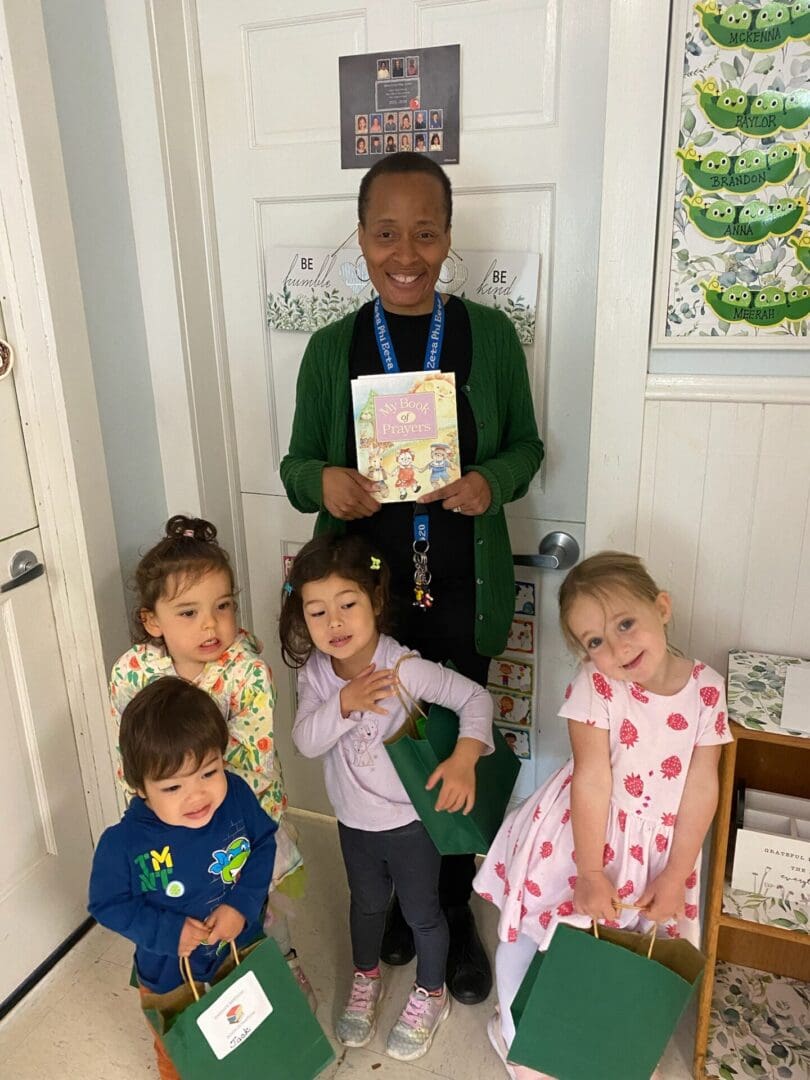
292, 634, 494, 831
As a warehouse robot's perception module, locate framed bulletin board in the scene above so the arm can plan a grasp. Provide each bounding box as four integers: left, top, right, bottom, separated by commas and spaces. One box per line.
653, 0, 810, 348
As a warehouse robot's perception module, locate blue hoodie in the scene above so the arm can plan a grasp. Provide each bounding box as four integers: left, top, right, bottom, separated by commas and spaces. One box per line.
89, 772, 276, 993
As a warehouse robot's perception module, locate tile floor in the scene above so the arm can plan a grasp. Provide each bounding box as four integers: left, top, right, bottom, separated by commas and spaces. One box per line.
0, 812, 697, 1078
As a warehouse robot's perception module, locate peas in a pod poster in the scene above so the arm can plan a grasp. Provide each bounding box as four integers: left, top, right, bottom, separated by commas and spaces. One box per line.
661, 1, 810, 341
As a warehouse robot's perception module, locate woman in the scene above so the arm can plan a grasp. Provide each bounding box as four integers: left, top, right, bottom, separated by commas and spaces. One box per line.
281, 153, 543, 1006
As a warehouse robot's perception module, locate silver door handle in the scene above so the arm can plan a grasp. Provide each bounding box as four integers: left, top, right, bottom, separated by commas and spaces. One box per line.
1, 549, 44, 593
513, 531, 579, 571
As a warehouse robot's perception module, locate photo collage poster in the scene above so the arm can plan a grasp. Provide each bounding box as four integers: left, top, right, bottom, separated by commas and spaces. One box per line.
339, 44, 460, 169
487, 579, 537, 760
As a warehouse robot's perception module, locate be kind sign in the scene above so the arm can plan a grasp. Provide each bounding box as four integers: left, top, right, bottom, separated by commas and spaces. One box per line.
266, 245, 540, 343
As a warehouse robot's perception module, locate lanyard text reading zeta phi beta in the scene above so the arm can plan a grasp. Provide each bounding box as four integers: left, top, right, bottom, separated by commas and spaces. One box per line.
372, 293, 444, 610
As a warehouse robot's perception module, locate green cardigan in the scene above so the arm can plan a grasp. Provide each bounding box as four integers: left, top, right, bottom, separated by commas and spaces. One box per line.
280, 299, 544, 657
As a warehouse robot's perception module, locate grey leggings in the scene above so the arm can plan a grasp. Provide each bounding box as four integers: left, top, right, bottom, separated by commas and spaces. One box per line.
338, 818, 449, 991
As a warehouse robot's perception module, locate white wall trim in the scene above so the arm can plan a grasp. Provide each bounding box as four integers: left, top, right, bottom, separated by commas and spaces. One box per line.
104, 0, 202, 517
0, 0, 128, 838
115, 0, 249, 605
584, 0, 671, 554
647, 374, 810, 405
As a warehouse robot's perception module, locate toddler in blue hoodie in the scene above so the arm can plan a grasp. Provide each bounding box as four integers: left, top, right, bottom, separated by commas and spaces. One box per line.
89, 676, 277, 1079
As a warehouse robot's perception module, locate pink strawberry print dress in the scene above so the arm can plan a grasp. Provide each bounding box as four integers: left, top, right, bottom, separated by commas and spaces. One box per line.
473, 660, 732, 948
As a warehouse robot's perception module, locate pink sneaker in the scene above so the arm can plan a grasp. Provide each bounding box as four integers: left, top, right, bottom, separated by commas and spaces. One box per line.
386, 984, 450, 1061
335, 971, 383, 1048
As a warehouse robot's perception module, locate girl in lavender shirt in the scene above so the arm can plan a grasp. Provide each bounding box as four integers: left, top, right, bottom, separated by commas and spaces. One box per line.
282, 533, 493, 1063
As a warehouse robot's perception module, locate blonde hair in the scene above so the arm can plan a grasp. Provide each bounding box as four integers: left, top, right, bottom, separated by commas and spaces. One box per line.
558, 551, 666, 656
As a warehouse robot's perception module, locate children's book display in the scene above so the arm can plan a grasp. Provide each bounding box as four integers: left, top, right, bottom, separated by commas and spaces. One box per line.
351, 370, 460, 503
722, 650, 810, 935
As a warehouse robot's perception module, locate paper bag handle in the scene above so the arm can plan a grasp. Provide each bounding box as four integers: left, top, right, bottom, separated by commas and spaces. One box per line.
392, 653, 429, 726
380, 652, 432, 745
592, 902, 658, 960
181, 939, 240, 1002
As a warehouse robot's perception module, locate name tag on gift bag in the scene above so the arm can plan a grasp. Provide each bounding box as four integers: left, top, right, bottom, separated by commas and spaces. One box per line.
162, 938, 334, 1080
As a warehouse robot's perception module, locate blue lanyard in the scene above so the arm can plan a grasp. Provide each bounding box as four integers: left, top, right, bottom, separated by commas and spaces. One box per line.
372, 292, 445, 374
372, 293, 444, 610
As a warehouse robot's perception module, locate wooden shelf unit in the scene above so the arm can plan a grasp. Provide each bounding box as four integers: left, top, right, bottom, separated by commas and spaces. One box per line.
693, 721, 810, 1078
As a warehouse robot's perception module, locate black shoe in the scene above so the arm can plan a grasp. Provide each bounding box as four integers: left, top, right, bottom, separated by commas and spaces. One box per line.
380, 896, 415, 966
445, 904, 492, 1005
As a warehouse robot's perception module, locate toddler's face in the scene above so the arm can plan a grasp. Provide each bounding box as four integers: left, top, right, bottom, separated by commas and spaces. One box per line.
141, 568, 237, 680
566, 589, 671, 689
139, 751, 228, 828
301, 573, 379, 675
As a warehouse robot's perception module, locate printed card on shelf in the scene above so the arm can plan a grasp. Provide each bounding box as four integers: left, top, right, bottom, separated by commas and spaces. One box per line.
779, 664, 810, 734
351, 370, 460, 504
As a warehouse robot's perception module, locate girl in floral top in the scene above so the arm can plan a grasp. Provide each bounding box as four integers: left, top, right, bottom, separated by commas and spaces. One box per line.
474, 551, 732, 1080
109, 515, 314, 1009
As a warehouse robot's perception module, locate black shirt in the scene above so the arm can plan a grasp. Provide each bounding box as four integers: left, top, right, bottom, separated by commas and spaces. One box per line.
345, 297, 477, 639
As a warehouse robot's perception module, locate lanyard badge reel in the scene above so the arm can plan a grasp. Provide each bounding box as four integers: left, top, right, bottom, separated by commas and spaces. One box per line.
412, 510, 433, 609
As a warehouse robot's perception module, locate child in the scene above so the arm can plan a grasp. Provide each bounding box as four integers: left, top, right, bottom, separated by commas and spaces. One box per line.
89, 678, 277, 1080
109, 515, 314, 1008
474, 551, 732, 1080
281, 534, 494, 1063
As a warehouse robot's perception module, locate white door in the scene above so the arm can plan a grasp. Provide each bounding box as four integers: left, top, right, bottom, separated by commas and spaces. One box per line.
196, 0, 608, 812
0, 311, 94, 1002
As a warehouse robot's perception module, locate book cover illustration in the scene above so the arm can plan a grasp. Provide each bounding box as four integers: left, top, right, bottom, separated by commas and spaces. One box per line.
351, 370, 460, 503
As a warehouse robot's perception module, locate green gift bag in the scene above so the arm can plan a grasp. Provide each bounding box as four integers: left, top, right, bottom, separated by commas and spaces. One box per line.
509, 922, 704, 1080
149, 938, 334, 1080
384, 666, 520, 854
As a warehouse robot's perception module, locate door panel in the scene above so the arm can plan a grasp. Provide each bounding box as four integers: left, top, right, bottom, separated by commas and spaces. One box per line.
0, 525, 93, 1001
196, 0, 608, 807
0, 372, 36, 539
0, 288, 93, 1003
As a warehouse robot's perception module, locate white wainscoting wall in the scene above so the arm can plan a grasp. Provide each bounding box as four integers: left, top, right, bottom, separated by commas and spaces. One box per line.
633, 375, 810, 674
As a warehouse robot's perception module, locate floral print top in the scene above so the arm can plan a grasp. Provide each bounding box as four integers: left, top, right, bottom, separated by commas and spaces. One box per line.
109, 630, 302, 886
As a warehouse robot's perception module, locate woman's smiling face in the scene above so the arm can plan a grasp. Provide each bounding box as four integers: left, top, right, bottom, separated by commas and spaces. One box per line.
358, 171, 450, 315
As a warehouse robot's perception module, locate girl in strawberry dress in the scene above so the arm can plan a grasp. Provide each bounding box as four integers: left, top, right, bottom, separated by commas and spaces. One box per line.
474, 551, 732, 1079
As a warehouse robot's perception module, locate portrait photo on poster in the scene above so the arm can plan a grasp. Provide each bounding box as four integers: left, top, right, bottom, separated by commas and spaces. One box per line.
514, 580, 536, 615
507, 617, 534, 655
487, 657, 534, 696
490, 689, 532, 728
338, 44, 460, 169
498, 725, 531, 761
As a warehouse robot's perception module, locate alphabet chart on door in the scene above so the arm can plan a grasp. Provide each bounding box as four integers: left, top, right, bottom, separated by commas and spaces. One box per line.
338, 44, 460, 169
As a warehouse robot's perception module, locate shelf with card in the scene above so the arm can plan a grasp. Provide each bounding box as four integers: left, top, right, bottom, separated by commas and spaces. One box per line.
694, 710, 810, 1080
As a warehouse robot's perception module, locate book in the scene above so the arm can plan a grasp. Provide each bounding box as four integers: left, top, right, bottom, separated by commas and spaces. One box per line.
351, 369, 461, 503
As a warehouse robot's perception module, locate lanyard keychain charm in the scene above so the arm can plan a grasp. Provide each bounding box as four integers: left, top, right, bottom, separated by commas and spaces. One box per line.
374, 292, 445, 613
412, 509, 433, 609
